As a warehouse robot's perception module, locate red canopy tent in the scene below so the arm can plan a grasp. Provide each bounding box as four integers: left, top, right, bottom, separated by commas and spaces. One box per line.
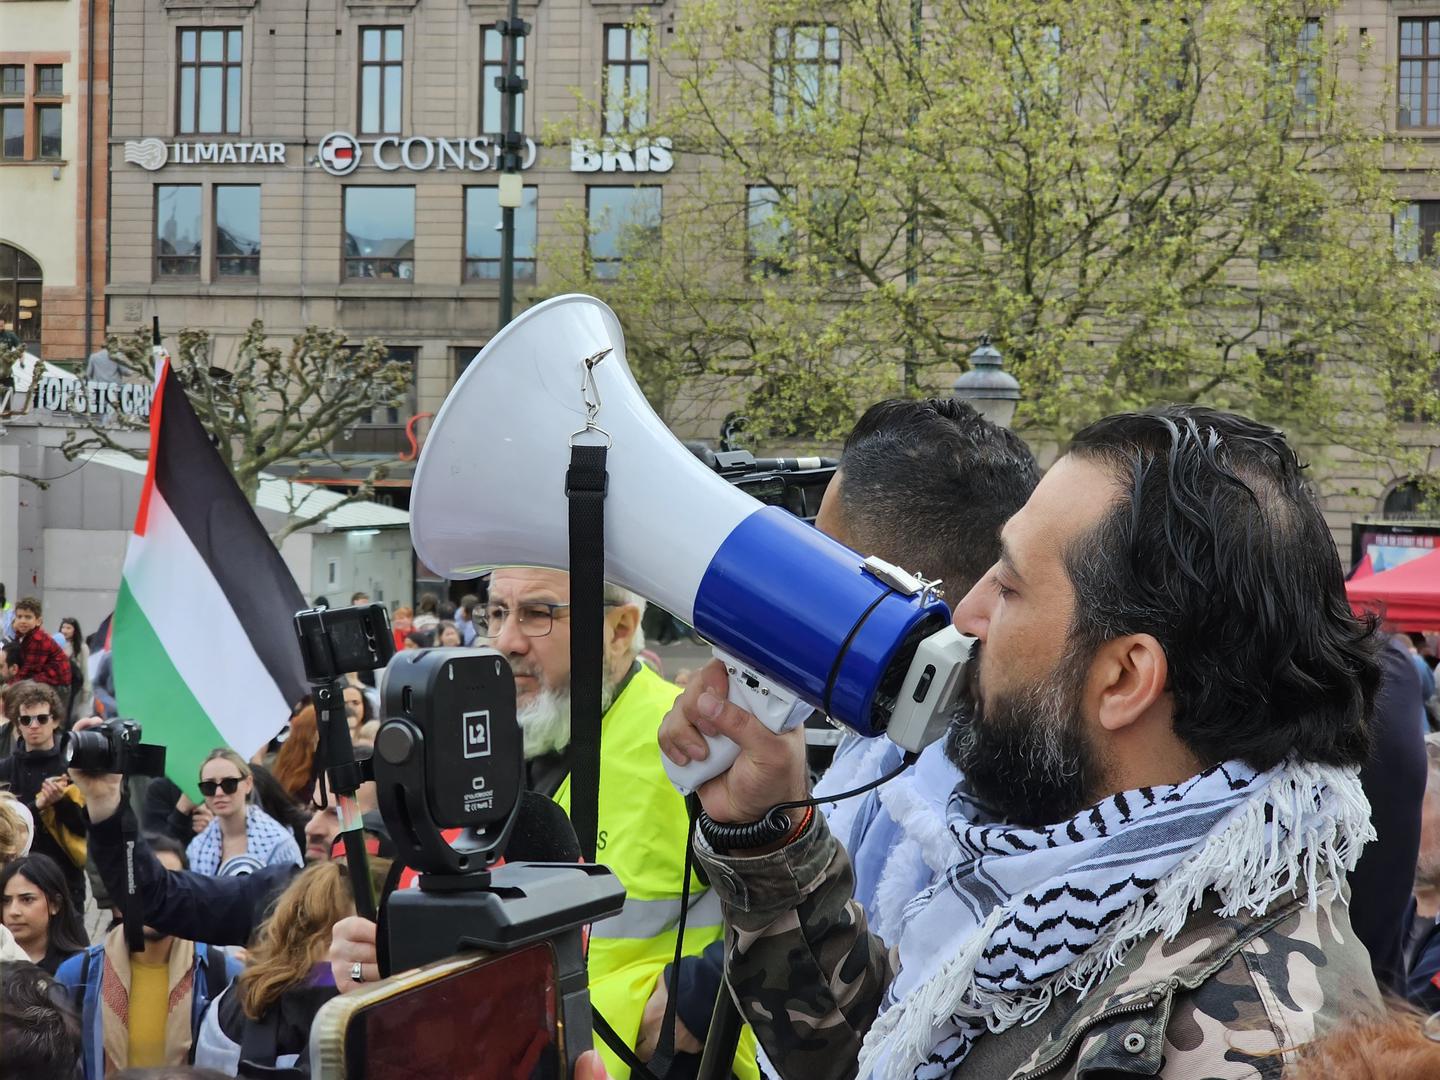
1346, 547, 1440, 630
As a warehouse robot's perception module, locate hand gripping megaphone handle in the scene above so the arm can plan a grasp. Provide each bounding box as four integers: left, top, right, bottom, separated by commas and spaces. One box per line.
663, 650, 809, 796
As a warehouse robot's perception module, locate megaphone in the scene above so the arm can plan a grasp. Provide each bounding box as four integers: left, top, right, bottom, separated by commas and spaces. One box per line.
411, 295, 972, 793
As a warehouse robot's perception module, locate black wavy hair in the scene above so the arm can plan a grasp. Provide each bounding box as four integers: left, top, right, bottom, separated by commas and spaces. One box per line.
0, 961, 81, 1077
1063, 406, 1378, 770
0, 854, 89, 958
838, 398, 1041, 597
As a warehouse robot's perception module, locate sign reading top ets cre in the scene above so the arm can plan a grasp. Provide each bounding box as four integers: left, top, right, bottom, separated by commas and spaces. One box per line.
36, 377, 154, 419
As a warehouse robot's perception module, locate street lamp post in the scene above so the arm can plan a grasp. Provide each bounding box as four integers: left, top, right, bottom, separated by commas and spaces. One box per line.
495, 0, 529, 330
952, 334, 1021, 429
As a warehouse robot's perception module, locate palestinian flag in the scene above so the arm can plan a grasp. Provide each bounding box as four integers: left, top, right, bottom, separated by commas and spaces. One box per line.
113, 356, 309, 798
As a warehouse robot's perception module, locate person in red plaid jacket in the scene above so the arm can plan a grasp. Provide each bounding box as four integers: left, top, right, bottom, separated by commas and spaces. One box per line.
7, 598, 73, 717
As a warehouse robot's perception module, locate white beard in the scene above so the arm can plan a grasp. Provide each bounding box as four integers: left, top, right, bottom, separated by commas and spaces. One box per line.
515, 671, 619, 760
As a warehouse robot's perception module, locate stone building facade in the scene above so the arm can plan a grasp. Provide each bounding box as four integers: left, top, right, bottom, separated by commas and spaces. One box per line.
100, 0, 1440, 550
0, 0, 110, 361
106, 0, 681, 487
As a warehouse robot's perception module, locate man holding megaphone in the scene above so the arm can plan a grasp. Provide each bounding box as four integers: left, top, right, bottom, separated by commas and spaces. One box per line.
663, 407, 1383, 1080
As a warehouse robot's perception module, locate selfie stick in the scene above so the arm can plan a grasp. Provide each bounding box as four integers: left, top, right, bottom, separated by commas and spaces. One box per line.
315, 678, 377, 921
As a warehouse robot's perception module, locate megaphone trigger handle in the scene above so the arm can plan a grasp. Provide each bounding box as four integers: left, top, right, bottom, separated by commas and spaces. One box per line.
663, 733, 743, 797
712, 650, 806, 737
661, 652, 808, 796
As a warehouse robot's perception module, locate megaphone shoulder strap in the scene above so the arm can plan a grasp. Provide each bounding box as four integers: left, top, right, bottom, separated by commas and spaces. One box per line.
566, 441, 608, 868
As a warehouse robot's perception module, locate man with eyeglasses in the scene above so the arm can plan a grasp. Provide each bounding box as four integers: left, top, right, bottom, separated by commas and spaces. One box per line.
0, 683, 87, 910
435, 567, 758, 1080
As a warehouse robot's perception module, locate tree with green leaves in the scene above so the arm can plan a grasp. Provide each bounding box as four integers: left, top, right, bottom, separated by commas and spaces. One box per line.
545, 0, 1440, 490
60, 322, 411, 539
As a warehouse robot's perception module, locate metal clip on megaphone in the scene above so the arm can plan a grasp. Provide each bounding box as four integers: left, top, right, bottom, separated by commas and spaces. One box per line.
407, 293, 978, 797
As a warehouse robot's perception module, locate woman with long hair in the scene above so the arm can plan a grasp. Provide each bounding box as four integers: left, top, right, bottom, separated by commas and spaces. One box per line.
193, 861, 355, 1074
186, 749, 302, 876
269, 706, 319, 804
56, 617, 90, 721
437, 620, 463, 647
0, 853, 88, 973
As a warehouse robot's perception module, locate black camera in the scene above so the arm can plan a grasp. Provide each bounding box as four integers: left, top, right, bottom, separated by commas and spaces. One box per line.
65, 718, 166, 777
295, 603, 393, 682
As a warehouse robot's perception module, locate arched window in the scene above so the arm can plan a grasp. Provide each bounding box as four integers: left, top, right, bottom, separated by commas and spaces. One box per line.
1384, 479, 1429, 520
0, 244, 42, 354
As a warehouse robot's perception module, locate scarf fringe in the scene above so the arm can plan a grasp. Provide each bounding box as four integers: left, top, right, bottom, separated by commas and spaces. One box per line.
859, 762, 1374, 1080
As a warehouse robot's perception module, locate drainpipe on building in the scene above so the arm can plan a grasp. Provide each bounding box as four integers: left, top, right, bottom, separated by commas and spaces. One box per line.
83, 0, 97, 358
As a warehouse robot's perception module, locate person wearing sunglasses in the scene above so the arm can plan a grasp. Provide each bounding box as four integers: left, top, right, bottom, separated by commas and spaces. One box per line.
186, 750, 302, 878
0, 682, 87, 912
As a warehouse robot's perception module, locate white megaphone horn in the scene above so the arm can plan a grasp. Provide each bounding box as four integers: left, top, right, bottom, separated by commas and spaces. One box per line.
411, 295, 973, 794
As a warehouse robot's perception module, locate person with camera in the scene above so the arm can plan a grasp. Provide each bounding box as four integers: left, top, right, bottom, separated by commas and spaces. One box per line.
660, 407, 1383, 1079
329, 568, 759, 1080
0, 681, 88, 910
57, 834, 242, 1079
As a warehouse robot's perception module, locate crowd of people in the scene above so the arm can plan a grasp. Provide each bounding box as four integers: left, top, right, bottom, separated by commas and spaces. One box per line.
3, 400, 1440, 1077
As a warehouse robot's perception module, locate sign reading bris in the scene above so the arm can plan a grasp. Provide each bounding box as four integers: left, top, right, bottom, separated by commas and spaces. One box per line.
570, 137, 674, 174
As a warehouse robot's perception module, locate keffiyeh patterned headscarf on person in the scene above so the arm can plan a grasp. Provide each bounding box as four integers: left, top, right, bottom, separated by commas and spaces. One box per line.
858, 758, 1374, 1080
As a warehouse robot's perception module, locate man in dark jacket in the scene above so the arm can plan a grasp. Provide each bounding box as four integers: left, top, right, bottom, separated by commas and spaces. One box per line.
1351, 635, 1427, 993
0, 682, 87, 910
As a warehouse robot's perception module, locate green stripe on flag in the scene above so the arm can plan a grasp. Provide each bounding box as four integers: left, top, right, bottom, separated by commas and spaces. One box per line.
113, 578, 230, 803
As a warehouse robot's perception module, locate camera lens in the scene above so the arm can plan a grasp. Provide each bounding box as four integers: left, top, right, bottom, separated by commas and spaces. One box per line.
65, 729, 115, 773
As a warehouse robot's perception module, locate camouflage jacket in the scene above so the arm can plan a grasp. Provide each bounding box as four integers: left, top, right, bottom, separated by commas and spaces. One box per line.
695, 814, 1381, 1080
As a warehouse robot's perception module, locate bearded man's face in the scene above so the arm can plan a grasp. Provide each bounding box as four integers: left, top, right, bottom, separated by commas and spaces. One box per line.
945, 641, 1101, 827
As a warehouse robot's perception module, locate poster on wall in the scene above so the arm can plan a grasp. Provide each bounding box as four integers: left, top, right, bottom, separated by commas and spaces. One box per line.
1350, 522, 1440, 576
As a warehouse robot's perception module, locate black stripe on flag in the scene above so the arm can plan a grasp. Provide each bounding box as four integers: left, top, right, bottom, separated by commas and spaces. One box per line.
152, 370, 310, 709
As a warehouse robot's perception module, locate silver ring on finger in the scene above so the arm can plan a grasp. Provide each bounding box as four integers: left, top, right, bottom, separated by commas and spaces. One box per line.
351, 961, 365, 985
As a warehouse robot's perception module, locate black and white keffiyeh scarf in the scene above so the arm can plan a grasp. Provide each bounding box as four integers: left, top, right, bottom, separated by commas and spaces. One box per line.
857, 758, 1373, 1080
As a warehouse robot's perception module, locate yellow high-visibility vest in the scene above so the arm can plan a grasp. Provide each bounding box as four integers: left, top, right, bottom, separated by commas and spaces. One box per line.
555, 665, 759, 1080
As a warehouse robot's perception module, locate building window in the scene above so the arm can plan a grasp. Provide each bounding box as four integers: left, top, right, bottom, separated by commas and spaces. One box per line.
480, 26, 524, 133
359, 27, 403, 136
453, 344, 485, 381
155, 185, 202, 278
36, 106, 60, 159
215, 185, 261, 278
0, 63, 65, 161
335, 345, 417, 454
178, 28, 242, 135
1400, 18, 1440, 128
771, 25, 840, 122
603, 25, 649, 134
33, 63, 62, 160
0, 243, 42, 353
747, 185, 792, 277
464, 186, 537, 281
35, 66, 62, 96
1395, 201, 1440, 262
344, 186, 415, 279
0, 105, 21, 160
587, 186, 662, 279
1293, 18, 1320, 121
